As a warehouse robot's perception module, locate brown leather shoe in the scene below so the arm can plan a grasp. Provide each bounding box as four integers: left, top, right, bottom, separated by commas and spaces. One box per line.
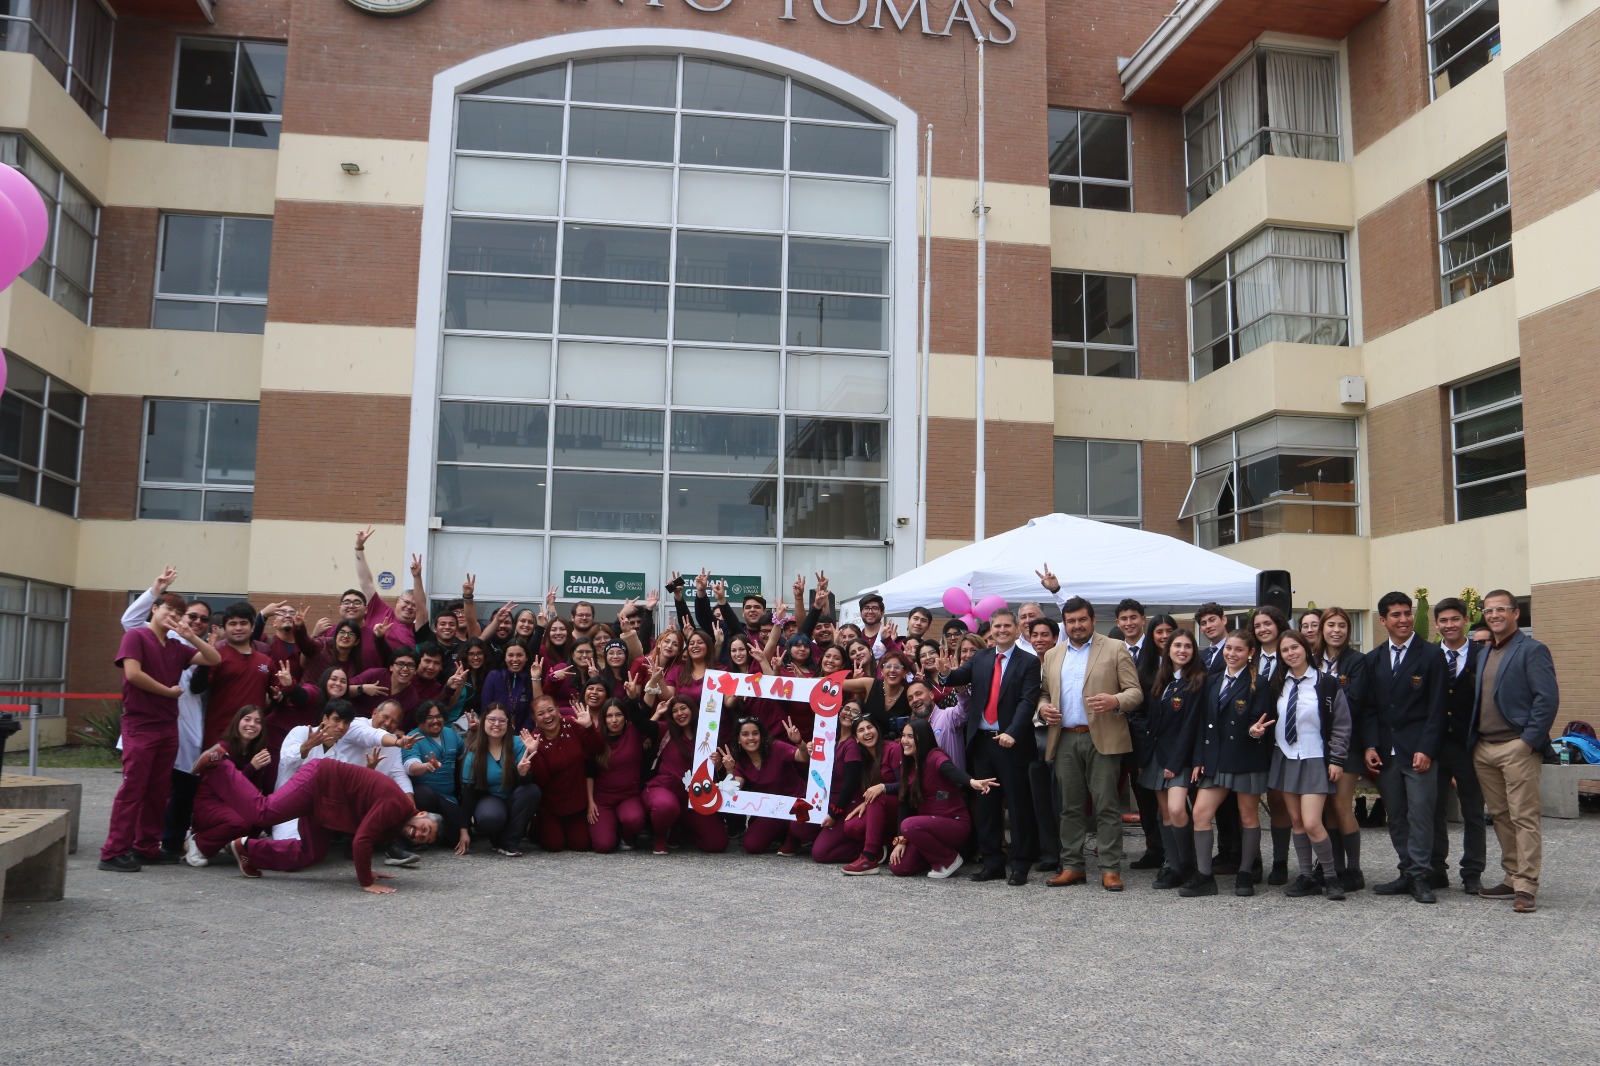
1047, 869, 1087, 887
1513, 892, 1537, 913
1102, 871, 1124, 892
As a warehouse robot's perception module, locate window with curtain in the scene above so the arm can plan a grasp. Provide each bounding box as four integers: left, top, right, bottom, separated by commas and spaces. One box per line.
1054, 438, 1140, 526
1437, 144, 1512, 305
0, 352, 83, 517
0, 132, 99, 323
1189, 227, 1348, 379
1184, 48, 1339, 211
1451, 365, 1524, 521
0, 573, 71, 721
1181, 416, 1357, 546
1427, 0, 1499, 98
0, 0, 113, 126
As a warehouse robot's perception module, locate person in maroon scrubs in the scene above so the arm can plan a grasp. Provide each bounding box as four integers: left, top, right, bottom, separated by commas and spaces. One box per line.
188, 705, 275, 864
888, 718, 995, 878
588, 699, 649, 853
716, 717, 810, 856
524, 696, 604, 852
814, 715, 902, 874
641, 697, 728, 855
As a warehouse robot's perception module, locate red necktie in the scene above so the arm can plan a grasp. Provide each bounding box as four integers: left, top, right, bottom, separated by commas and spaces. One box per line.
984, 651, 1006, 727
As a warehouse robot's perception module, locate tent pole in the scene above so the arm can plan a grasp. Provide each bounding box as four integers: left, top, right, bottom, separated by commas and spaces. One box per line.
973, 37, 987, 544
918, 123, 933, 567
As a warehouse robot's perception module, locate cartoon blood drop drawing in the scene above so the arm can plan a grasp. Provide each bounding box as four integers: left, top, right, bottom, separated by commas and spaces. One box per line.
688, 758, 722, 814
809, 671, 846, 718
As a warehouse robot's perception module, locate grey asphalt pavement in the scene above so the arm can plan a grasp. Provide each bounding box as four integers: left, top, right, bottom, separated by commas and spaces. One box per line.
2, 769, 1598, 1064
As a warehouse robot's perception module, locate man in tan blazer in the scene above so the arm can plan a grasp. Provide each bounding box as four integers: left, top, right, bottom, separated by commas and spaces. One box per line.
1038, 595, 1144, 890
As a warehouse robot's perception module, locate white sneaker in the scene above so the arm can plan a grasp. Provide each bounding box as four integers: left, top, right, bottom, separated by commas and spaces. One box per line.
183, 830, 208, 868
927, 854, 965, 879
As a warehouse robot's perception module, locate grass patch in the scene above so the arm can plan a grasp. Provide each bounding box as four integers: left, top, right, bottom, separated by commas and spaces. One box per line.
28, 746, 122, 769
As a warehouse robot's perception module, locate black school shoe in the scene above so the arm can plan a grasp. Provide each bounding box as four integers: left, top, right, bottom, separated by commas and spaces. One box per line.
1152, 866, 1183, 890
1409, 879, 1438, 904
1284, 874, 1321, 897
1267, 860, 1289, 886
98, 852, 142, 872
1323, 877, 1346, 901
1462, 874, 1483, 895
1339, 868, 1366, 891
1373, 874, 1412, 896
1129, 849, 1165, 870
1235, 872, 1255, 897
1178, 873, 1217, 897
1424, 870, 1449, 890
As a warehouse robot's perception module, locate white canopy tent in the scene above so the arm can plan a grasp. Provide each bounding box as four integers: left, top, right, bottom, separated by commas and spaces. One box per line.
854, 513, 1262, 614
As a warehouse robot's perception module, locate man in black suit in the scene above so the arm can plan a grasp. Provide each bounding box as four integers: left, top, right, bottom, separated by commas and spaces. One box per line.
1362, 591, 1448, 904
1429, 597, 1486, 894
938, 608, 1041, 885
1115, 599, 1164, 870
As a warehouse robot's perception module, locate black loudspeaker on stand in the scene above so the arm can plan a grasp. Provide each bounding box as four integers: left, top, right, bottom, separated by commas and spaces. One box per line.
1255, 570, 1293, 615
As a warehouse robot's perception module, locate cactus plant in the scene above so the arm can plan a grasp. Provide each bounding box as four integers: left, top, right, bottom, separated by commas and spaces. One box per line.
1414, 587, 1431, 642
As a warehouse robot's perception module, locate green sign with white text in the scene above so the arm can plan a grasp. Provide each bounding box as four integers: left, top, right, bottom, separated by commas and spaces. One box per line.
562, 571, 647, 599
710, 575, 763, 599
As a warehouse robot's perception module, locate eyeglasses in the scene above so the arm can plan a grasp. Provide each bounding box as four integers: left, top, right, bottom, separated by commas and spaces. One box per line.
340, 598, 365, 607
422, 715, 445, 723
393, 662, 417, 670
185, 612, 209, 622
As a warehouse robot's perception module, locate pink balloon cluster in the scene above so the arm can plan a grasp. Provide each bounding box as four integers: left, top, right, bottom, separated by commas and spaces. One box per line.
941, 587, 1009, 632
0, 163, 50, 297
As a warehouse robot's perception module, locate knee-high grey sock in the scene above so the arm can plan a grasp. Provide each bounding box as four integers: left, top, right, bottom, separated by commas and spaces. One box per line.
1194, 829, 1214, 876
1292, 831, 1314, 877
1329, 828, 1347, 873
1346, 829, 1362, 871
1272, 825, 1291, 866
1312, 834, 1336, 878
1242, 827, 1262, 874
1172, 824, 1194, 872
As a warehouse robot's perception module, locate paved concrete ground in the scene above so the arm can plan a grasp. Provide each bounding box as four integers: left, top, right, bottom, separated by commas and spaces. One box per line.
2, 769, 1597, 1064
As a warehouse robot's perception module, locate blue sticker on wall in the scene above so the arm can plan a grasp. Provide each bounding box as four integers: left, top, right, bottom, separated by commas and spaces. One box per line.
378, 571, 396, 590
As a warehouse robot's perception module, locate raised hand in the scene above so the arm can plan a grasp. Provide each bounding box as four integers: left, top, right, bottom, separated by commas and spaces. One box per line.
355, 526, 375, 552
644, 588, 660, 610
447, 662, 468, 689
1249, 713, 1276, 739
712, 580, 727, 604
374, 622, 392, 640
154, 565, 178, 594
544, 586, 557, 611
365, 747, 383, 769
882, 619, 898, 642
312, 617, 332, 637
782, 716, 802, 744
410, 553, 423, 579
695, 568, 709, 594
396, 734, 419, 750
792, 573, 806, 600
274, 661, 294, 688
1035, 564, 1060, 593
463, 573, 476, 599
529, 656, 545, 676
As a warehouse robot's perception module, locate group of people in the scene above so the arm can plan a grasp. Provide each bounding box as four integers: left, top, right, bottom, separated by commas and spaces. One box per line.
101, 529, 1559, 912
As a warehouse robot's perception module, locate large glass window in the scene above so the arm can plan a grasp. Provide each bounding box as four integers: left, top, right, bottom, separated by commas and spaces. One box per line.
139, 400, 259, 523
1051, 271, 1135, 378
0, 0, 113, 125
1046, 109, 1131, 211
1189, 227, 1347, 379
169, 38, 287, 149
0, 352, 82, 517
1181, 416, 1358, 546
1184, 48, 1340, 210
1428, 0, 1499, 98
1054, 438, 1140, 527
1451, 366, 1524, 521
0, 574, 70, 720
0, 132, 99, 323
153, 214, 273, 334
433, 55, 894, 602
1437, 144, 1511, 305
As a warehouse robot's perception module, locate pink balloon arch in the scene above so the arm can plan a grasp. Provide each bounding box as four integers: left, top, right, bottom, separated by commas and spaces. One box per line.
941, 587, 1012, 631
0, 161, 52, 397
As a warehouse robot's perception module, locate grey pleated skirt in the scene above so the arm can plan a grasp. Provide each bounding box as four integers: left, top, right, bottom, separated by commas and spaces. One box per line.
1138, 762, 1191, 791
1268, 750, 1337, 795
1198, 770, 1269, 795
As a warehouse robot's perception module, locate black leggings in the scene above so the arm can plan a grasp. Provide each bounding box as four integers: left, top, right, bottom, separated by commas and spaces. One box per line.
464, 783, 541, 849
413, 782, 469, 844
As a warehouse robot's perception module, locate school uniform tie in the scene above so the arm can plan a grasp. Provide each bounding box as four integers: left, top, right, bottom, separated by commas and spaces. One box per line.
1260, 654, 1276, 679
1446, 647, 1459, 675
1284, 675, 1305, 744
983, 651, 1007, 727
1390, 644, 1405, 672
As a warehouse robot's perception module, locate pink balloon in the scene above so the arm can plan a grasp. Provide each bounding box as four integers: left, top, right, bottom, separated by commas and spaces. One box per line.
0, 190, 27, 283
0, 163, 49, 265
972, 595, 1009, 621
958, 614, 979, 631
942, 587, 972, 616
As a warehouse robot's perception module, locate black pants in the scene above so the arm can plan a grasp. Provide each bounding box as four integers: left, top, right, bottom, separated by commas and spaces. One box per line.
464, 783, 541, 849
967, 731, 1036, 876
1124, 750, 1163, 855
162, 769, 200, 854
1028, 752, 1061, 866
1431, 735, 1486, 877
413, 782, 469, 845
1215, 797, 1242, 863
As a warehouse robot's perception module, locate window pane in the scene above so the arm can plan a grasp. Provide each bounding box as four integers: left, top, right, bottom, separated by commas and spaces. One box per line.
202, 490, 253, 523
1050, 181, 1082, 208
560, 224, 668, 282
1051, 272, 1085, 343
1052, 347, 1087, 376
1456, 437, 1524, 484
1087, 440, 1139, 518
570, 56, 677, 107
678, 170, 783, 230
206, 404, 258, 486
555, 342, 666, 404
1440, 150, 1506, 204
790, 83, 875, 124
143, 401, 206, 485
1047, 109, 1080, 178
169, 115, 232, 147
37, 476, 74, 516
789, 178, 890, 237
139, 486, 203, 521
786, 293, 886, 351
218, 218, 273, 298
682, 59, 784, 115
564, 163, 673, 224
1084, 347, 1137, 378
159, 215, 222, 297
1458, 474, 1525, 520
1452, 367, 1519, 413
435, 466, 547, 529
453, 156, 560, 215
1454, 405, 1521, 449
28, 581, 67, 616
783, 480, 882, 540
1239, 453, 1356, 508
673, 347, 780, 409
671, 412, 779, 474
231, 117, 282, 151
1078, 113, 1129, 182
53, 214, 94, 286
0, 575, 25, 612
456, 100, 564, 155
668, 475, 777, 536
674, 287, 781, 344
473, 65, 566, 101
153, 299, 217, 332
676, 232, 781, 288
785, 353, 888, 414
790, 123, 889, 178
550, 470, 661, 533
553, 407, 664, 470
1081, 184, 1132, 211
1084, 274, 1134, 346
438, 402, 548, 466
680, 116, 784, 169
432, 533, 545, 599
1440, 178, 1508, 237
217, 303, 267, 335
48, 384, 84, 422
441, 335, 551, 399
559, 280, 668, 338
25, 619, 65, 679
235, 42, 286, 115
788, 239, 887, 295
42, 417, 79, 479
174, 38, 236, 113
445, 275, 554, 333
450, 219, 558, 276
785, 417, 883, 477
0, 462, 37, 504
1053, 439, 1087, 514
0, 613, 20, 681
0, 393, 42, 465
567, 108, 675, 163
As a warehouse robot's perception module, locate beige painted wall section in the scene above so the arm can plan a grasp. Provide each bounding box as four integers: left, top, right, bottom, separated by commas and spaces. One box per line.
929, 352, 1055, 422
1500, 0, 1600, 67
0, 281, 93, 389
1527, 475, 1600, 586
1187, 342, 1365, 443
247, 520, 404, 594
1053, 375, 1187, 442
0, 52, 110, 196
74, 520, 252, 592
1214, 534, 1370, 611
924, 538, 971, 562
1352, 61, 1506, 219
105, 140, 277, 215
0, 497, 79, 586
259, 323, 416, 395
1182, 156, 1354, 275
1509, 191, 1600, 319
1049, 207, 1183, 276
89, 329, 264, 400
1361, 280, 1519, 406
922, 178, 1049, 246
1369, 510, 1530, 603
275, 134, 428, 207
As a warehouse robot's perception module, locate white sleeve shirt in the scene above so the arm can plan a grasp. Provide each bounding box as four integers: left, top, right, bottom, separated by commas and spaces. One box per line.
1273, 672, 1324, 761
1057, 638, 1093, 728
